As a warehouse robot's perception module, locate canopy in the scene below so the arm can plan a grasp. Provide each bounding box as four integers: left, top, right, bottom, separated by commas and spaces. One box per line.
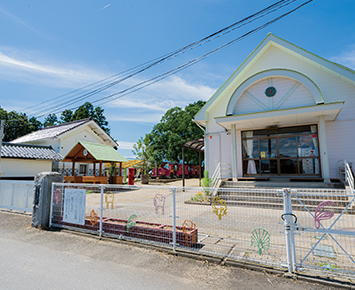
62, 141, 128, 163
183, 138, 204, 152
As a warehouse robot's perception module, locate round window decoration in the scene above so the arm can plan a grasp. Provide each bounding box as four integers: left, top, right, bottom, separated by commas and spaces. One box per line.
265, 86, 277, 97
83, 149, 88, 156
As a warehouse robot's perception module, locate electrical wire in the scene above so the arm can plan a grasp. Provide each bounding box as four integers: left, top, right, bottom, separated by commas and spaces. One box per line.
55, 0, 314, 112
20, 0, 298, 118
5, 0, 313, 128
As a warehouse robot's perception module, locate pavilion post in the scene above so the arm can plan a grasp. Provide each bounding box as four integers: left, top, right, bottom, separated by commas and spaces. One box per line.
93, 162, 96, 176
72, 162, 75, 176
119, 162, 122, 176
99, 161, 102, 176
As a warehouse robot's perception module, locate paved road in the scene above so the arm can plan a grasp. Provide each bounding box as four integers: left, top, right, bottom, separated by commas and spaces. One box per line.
0, 211, 340, 290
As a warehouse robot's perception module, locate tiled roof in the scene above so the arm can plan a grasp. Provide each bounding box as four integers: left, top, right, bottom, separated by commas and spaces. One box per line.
1, 143, 63, 160
10, 118, 92, 143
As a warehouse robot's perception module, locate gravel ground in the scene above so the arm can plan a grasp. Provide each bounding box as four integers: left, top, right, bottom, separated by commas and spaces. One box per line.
0, 210, 348, 290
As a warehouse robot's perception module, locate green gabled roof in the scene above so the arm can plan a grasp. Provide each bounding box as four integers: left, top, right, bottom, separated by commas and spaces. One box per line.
62, 141, 128, 163
194, 33, 355, 122
80, 141, 127, 162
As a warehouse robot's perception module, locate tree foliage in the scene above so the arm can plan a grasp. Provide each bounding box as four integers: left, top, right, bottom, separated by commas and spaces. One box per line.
43, 113, 58, 127
60, 109, 73, 123
132, 136, 154, 175
57, 102, 110, 134
0, 107, 42, 142
0, 102, 110, 142
141, 100, 206, 165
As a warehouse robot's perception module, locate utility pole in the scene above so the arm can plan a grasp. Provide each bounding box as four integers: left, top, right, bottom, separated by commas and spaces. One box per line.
0, 120, 3, 178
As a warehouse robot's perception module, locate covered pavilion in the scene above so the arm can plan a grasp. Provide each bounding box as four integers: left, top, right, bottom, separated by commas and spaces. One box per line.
62, 141, 127, 184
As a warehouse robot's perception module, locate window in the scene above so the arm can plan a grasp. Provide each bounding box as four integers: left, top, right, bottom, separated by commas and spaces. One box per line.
79, 164, 87, 175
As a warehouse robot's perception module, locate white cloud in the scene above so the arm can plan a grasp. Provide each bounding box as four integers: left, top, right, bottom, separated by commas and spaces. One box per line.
330, 46, 355, 70
0, 46, 217, 122
112, 99, 174, 113
100, 4, 111, 10
107, 75, 216, 113
0, 48, 107, 88
117, 141, 135, 150
108, 112, 164, 124
0, 7, 45, 37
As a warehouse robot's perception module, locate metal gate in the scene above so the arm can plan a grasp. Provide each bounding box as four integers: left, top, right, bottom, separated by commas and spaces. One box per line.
282, 188, 355, 279
49, 183, 355, 280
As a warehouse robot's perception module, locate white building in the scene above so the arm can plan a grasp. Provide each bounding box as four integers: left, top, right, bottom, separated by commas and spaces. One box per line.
194, 34, 354, 183
1, 143, 63, 179
10, 118, 117, 176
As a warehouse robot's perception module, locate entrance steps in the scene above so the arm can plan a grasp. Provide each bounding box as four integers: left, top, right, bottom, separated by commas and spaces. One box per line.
219, 179, 353, 214
221, 178, 344, 189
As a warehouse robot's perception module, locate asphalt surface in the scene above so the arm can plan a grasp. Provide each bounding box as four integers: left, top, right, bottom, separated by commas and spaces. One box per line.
0, 210, 345, 290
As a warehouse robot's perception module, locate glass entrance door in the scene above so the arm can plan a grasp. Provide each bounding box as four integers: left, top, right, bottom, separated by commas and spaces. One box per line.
259, 138, 277, 174
242, 125, 320, 176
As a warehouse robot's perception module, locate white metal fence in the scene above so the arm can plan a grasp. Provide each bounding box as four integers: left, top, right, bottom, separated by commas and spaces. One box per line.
284, 188, 355, 279
0, 180, 34, 212
49, 183, 355, 280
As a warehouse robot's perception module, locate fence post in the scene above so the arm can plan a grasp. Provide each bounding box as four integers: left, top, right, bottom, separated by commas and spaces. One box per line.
49, 182, 55, 227
99, 184, 104, 238
288, 190, 297, 273
172, 187, 177, 252
282, 188, 294, 274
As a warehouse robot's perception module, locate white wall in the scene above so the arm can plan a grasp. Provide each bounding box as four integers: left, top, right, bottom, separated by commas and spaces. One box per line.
60, 127, 105, 157
207, 134, 220, 177
326, 120, 355, 178
1, 159, 52, 178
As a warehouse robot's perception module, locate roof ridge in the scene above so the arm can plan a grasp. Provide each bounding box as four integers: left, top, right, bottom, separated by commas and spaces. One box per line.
40, 117, 92, 130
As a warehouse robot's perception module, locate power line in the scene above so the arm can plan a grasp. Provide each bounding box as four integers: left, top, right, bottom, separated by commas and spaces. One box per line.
57, 0, 314, 112
21, 0, 298, 118
6, 0, 313, 128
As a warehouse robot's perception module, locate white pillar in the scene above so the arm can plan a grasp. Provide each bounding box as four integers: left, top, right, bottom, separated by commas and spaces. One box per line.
231, 124, 238, 181
318, 115, 331, 183
204, 135, 208, 177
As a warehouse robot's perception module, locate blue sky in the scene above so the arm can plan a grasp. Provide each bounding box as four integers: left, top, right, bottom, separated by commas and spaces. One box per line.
1, 0, 355, 158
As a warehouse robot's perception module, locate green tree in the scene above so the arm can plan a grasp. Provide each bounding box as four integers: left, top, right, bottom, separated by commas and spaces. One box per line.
144, 100, 205, 165
60, 109, 73, 123
132, 136, 153, 175
43, 113, 58, 127
71, 102, 110, 134
71, 102, 94, 120
92, 106, 109, 134
0, 107, 42, 142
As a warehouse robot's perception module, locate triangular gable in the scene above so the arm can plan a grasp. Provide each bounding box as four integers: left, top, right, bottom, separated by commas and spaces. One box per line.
10, 118, 117, 147
62, 141, 127, 163
195, 33, 355, 123
59, 119, 117, 147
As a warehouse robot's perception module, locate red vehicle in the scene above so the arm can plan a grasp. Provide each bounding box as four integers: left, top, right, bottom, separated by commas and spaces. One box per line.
151, 163, 198, 179
191, 165, 200, 178
176, 164, 190, 178
166, 164, 176, 178
151, 167, 167, 177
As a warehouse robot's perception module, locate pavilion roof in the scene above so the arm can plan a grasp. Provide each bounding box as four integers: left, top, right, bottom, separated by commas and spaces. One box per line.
62, 141, 127, 163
